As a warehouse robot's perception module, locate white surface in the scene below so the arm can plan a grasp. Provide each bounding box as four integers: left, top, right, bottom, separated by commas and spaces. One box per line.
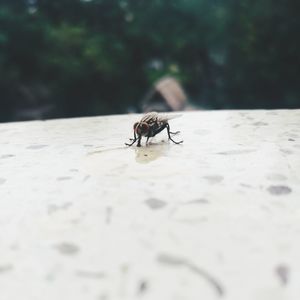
0, 109, 300, 300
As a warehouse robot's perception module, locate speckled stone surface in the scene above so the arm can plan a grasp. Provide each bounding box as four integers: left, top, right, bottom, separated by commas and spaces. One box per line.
0, 110, 300, 300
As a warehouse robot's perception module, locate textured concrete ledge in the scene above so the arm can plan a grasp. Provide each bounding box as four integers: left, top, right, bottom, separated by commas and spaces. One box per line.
0, 109, 300, 300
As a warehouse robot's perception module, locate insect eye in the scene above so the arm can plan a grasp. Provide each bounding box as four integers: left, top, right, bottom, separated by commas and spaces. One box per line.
141, 123, 149, 132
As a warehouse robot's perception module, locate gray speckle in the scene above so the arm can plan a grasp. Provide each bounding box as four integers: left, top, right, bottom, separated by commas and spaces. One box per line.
185, 199, 209, 205
267, 185, 292, 196
266, 111, 278, 115
138, 280, 148, 294
232, 124, 240, 128
216, 149, 255, 155
83, 175, 91, 182
70, 168, 79, 172
253, 121, 268, 126
157, 253, 224, 296
0, 178, 6, 185
145, 198, 167, 210
157, 253, 185, 266
27, 144, 48, 150
56, 176, 72, 181
55, 242, 79, 255
48, 202, 72, 214
174, 217, 208, 224
240, 183, 252, 188
1, 154, 15, 159
280, 149, 293, 155
203, 175, 224, 184
76, 270, 106, 279
275, 264, 289, 286
10, 244, 19, 251
106, 206, 113, 224
266, 174, 287, 181
0, 264, 13, 273
45, 272, 56, 282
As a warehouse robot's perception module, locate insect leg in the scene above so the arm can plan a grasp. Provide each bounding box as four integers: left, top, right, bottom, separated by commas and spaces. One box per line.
125, 137, 137, 146
137, 135, 142, 147
166, 124, 183, 144
129, 131, 137, 141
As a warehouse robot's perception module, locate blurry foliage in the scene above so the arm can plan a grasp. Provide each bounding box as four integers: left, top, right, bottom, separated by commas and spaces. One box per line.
0, 0, 299, 121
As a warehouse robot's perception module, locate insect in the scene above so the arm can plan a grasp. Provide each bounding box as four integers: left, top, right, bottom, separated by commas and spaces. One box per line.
125, 112, 183, 147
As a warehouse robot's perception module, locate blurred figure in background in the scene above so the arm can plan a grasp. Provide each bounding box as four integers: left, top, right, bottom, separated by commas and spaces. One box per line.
141, 77, 196, 113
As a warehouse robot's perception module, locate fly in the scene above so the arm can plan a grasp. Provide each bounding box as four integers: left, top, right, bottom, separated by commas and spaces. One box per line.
125, 112, 183, 147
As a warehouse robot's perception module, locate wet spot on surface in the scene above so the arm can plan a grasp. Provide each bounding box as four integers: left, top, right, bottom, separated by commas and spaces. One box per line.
267, 185, 292, 196
135, 143, 170, 164
0, 178, 6, 185
275, 264, 289, 286
216, 149, 255, 155
55, 242, 80, 255
0, 264, 13, 273
56, 176, 72, 181
288, 138, 295, 141
203, 175, 224, 184
70, 168, 79, 172
253, 121, 268, 126
76, 270, 106, 279
157, 253, 224, 297
145, 198, 167, 210
266, 174, 287, 181
232, 124, 240, 128
1, 154, 15, 159
26, 144, 48, 150
83, 144, 94, 147
48, 202, 72, 214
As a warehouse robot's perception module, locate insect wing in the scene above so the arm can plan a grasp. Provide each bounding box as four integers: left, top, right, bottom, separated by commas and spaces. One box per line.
139, 112, 159, 124
157, 113, 182, 123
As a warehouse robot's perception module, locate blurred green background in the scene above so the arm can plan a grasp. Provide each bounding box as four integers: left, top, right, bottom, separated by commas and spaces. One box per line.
0, 0, 299, 122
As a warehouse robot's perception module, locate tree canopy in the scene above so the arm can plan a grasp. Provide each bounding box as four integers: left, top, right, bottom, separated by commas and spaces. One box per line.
0, 0, 299, 122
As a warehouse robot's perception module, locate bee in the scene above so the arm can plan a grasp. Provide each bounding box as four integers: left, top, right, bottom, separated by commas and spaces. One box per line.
125, 112, 183, 147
